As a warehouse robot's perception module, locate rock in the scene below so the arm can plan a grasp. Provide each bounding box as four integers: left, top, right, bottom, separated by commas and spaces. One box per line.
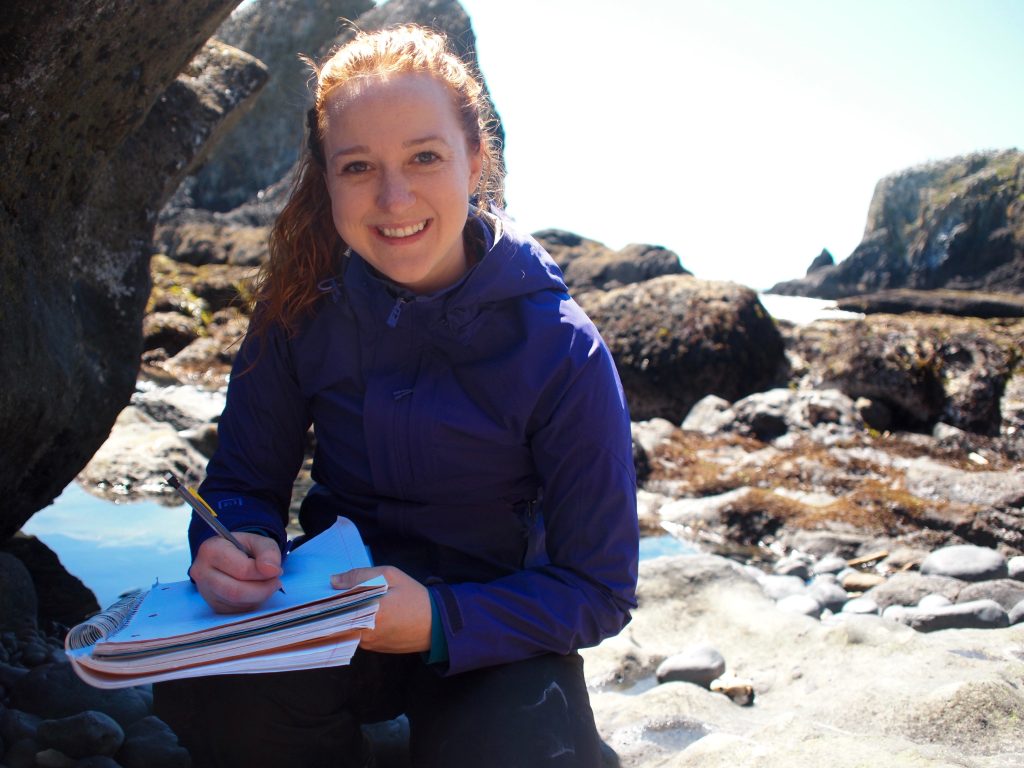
1009, 555, 1024, 580
0, 534, 100, 629
681, 395, 733, 434
916, 593, 953, 610
0, 553, 38, 633
836, 289, 1024, 318
72, 758, 123, 768
131, 386, 226, 432
811, 554, 848, 576
1009, 599, 1024, 625
841, 597, 879, 615
768, 150, 1024, 299
1, 708, 41, 744
758, 574, 807, 601
789, 314, 1023, 434
577, 275, 785, 422
76, 407, 209, 500
904, 461, 1024, 508
8, 664, 149, 729
116, 716, 191, 768
840, 571, 886, 592
186, 0, 374, 211
776, 593, 823, 618
806, 578, 848, 612
5, 737, 39, 768
890, 599, 1009, 632
806, 249, 834, 274
772, 553, 812, 580
537, 231, 688, 295
0, 0, 267, 540
920, 544, 1008, 582
37, 711, 124, 759
955, 578, 1024, 610
863, 571, 964, 610
709, 676, 755, 706
655, 645, 726, 688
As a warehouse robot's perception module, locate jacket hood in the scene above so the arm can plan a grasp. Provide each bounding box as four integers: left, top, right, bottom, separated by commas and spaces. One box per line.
342, 210, 570, 340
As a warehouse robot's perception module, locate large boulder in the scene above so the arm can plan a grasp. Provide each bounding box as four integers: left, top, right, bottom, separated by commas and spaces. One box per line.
187, 0, 374, 212
535, 229, 690, 295
771, 150, 1024, 298
789, 314, 1024, 434
0, 1, 268, 539
578, 275, 786, 422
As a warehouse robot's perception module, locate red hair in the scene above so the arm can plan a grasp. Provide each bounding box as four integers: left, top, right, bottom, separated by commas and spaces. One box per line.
248, 24, 504, 340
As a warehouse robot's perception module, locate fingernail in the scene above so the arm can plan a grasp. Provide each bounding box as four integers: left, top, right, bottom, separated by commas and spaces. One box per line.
330, 574, 346, 589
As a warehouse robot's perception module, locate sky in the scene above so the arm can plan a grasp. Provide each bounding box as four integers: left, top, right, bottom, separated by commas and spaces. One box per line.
440, 0, 1023, 290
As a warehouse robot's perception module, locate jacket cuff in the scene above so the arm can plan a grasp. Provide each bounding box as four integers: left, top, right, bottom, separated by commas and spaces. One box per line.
423, 588, 450, 666
186, 493, 287, 562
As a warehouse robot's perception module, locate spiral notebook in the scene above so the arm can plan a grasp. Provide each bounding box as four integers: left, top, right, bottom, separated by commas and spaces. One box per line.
65, 516, 386, 689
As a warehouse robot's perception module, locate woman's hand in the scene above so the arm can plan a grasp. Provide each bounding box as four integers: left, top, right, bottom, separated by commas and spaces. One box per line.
331, 566, 432, 654
191, 533, 284, 613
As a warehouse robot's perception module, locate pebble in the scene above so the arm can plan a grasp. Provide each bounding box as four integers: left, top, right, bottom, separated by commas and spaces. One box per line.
920, 544, 1008, 582
1009, 600, 1024, 625
841, 597, 879, 615
759, 574, 807, 601
806, 579, 848, 612
655, 644, 726, 688
917, 593, 953, 610
710, 676, 755, 706
37, 711, 124, 759
891, 599, 1009, 632
956, 579, 1024, 611
776, 594, 823, 618
1008, 555, 1024, 581
773, 554, 812, 580
117, 716, 192, 768
841, 571, 886, 591
811, 554, 848, 576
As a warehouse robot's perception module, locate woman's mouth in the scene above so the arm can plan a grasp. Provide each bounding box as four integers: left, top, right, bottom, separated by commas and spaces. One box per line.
378, 220, 428, 239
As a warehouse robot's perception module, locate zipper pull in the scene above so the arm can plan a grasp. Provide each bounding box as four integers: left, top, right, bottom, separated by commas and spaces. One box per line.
387, 296, 407, 327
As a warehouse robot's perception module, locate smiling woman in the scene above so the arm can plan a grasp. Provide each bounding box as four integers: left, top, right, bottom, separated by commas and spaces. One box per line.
153, 23, 639, 768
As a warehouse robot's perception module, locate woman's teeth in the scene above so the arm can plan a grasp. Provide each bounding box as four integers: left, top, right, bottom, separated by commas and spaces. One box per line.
379, 221, 427, 238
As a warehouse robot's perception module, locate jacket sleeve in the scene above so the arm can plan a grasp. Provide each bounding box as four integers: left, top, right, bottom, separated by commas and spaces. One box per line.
429, 309, 639, 675
190, 323, 311, 561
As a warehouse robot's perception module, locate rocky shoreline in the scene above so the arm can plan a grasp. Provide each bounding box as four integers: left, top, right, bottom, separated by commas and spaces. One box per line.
4, 298, 1023, 766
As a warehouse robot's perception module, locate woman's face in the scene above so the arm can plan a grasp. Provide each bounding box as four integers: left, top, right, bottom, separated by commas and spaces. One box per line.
322, 72, 483, 295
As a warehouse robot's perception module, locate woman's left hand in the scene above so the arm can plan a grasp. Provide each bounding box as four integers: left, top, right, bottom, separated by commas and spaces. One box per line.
331, 565, 432, 654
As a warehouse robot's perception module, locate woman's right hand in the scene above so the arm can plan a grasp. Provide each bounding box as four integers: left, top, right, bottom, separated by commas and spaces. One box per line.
190, 533, 284, 613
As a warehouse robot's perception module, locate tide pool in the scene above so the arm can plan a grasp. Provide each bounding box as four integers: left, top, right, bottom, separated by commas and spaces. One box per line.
22, 482, 193, 609
23, 482, 694, 611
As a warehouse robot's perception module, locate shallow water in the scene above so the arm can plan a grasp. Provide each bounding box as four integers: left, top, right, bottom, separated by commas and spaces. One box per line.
23, 483, 694, 610
22, 483, 193, 609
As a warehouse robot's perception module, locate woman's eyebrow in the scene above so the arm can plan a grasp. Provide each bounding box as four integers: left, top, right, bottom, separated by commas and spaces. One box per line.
404, 135, 451, 148
330, 145, 369, 161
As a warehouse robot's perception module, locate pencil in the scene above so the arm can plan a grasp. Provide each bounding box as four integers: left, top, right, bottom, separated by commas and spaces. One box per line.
164, 472, 285, 593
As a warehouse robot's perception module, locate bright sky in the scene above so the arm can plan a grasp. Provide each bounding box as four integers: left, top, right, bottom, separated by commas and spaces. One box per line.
449, 0, 1023, 290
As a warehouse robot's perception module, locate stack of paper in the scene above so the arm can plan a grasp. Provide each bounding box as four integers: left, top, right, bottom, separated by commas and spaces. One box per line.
66, 517, 386, 689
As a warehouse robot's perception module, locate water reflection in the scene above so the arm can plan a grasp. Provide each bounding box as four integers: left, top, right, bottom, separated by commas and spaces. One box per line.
24, 483, 696, 610
22, 482, 192, 609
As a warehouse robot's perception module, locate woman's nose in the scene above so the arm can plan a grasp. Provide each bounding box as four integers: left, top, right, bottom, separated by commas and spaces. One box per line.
377, 171, 415, 212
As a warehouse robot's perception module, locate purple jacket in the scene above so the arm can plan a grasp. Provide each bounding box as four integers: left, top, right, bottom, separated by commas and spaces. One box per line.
195, 213, 639, 675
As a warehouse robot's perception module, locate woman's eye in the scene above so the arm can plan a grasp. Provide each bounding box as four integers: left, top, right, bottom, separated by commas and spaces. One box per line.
340, 161, 370, 175
413, 151, 440, 165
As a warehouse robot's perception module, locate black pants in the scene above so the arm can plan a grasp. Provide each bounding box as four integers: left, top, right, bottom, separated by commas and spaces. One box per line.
153, 649, 603, 768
